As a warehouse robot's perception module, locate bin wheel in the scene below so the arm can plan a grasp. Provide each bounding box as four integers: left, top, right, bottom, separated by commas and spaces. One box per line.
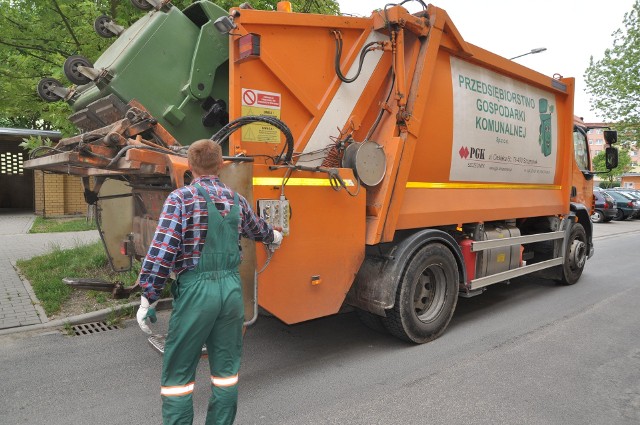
63, 55, 93, 85
37, 78, 63, 102
94, 15, 116, 38
557, 222, 587, 286
130, 0, 153, 10
382, 243, 458, 343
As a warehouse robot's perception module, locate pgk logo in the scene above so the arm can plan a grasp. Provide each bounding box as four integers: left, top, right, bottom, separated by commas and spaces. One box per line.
458, 146, 485, 160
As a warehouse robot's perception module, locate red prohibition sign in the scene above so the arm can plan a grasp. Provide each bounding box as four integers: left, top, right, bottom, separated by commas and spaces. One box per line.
243, 90, 257, 106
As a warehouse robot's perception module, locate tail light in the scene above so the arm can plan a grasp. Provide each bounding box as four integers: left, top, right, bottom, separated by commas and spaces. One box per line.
628, 202, 634, 207
120, 238, 133, 256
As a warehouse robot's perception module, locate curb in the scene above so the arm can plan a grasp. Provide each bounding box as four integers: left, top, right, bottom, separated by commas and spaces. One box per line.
10, 260, 48, 321
0, 298, 173, 337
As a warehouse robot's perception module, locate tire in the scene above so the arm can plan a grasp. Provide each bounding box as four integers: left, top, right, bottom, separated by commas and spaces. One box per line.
130, 0, 153, 10
382, 243, 459, 343
37, 78, 63, 102
613, 209, 626, 221
590, 209, 604, 223
94, 15, 116, 38
63, 55, 93, 85
557, 222, 587, 285
355, 308, 387, 334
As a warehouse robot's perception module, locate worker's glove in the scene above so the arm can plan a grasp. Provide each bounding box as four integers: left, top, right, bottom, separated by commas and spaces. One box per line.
267, 229, 283, 252
136, 296, 158, 335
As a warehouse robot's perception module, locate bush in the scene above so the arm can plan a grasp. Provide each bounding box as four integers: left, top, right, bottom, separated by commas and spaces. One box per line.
598, 181, 620, 189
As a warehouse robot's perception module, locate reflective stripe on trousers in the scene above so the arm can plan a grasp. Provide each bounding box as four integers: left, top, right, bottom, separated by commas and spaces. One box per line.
211, 374, 239, 387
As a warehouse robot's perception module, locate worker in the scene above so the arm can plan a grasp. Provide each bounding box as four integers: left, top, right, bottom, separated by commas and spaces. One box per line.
136, 139, 283, 425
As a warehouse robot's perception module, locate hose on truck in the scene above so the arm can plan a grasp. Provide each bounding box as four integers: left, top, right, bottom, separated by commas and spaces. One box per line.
210, 115, 295, 164
332, 30, 380, 84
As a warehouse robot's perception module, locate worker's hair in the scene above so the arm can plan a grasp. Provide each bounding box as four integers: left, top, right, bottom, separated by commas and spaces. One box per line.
188, 139, 223, 175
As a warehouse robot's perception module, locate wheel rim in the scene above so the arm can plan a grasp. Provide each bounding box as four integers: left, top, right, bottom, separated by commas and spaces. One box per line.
69, 61, 85, 80
569, 238, 587, 271
412, 265, 447, 323
591, 211, 602, 222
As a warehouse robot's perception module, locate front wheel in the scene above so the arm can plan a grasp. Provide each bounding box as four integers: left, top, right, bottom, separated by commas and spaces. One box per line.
557, 222, 587, 285
382, 243, 459, 343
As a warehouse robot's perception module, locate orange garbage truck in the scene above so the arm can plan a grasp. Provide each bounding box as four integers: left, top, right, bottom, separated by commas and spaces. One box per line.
25, 1, 618, 343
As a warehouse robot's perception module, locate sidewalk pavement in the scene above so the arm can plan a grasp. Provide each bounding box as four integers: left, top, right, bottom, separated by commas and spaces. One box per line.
0, 210, 100, 330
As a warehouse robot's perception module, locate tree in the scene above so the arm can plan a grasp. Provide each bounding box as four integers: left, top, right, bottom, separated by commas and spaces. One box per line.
584, 1, 640, 128
0, 0, 338, 135
592, 147, 633, 183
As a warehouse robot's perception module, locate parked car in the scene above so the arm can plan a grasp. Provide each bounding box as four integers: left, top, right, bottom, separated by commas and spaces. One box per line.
603, 190, 640, 220
591, 190, 617, 223
612, 189, 640, 215
615, 190, 640, 219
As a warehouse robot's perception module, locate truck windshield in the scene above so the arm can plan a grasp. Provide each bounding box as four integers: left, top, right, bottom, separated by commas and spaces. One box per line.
573, 128, 590, 171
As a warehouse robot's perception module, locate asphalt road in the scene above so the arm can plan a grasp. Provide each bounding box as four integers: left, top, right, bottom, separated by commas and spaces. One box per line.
1, 220, 639, 424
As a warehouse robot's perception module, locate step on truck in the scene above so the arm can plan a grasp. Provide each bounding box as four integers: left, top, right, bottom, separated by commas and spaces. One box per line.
25, 0, 619, 343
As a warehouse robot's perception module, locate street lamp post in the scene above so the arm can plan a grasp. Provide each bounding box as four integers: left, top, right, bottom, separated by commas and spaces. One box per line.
509, 47, 547, 60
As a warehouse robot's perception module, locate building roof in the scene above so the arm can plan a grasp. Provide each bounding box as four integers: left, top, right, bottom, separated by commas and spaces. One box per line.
0, 127, 62, 143
583, 122, 612, 129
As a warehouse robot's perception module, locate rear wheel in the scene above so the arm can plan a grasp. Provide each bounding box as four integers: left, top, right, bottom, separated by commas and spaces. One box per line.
557, 222, 587, 285
355, 308, 387, 334
590, 209, 604, 223
382, 243, 458, 343
614, 209, 626, 221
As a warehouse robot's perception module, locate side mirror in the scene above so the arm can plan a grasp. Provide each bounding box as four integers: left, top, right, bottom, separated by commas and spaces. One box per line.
605, 146, 618, 170
604, 130, 617, 145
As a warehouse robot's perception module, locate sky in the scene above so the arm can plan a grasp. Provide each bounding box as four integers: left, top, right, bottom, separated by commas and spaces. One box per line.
337, 0, 636, 122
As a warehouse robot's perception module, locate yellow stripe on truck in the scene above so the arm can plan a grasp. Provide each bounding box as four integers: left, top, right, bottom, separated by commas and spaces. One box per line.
406, 182, 562, 190
253, 177, 355, 187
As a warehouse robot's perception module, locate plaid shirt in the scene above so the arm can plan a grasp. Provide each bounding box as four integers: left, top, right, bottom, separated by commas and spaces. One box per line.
138, 176, 274, 302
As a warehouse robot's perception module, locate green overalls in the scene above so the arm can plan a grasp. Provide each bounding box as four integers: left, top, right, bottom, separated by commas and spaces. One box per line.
161, 184, 244, 425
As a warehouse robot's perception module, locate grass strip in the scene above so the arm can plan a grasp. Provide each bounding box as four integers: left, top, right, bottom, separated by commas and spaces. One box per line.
29, 216, 97, 233
16, 241, 139, 316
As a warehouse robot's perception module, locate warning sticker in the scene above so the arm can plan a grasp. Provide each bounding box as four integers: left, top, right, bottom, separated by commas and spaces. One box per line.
241, 88, 282, 143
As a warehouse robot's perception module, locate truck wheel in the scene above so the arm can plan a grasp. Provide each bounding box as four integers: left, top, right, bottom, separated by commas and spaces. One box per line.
557, 222, 587, 285
355, 308, 387, 334
383, 243, 458, 343
590, 210, 603, 223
